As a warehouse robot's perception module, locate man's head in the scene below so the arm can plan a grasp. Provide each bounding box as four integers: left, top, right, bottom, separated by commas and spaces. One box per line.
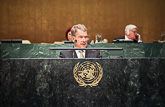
125, 24, 138, 40
71, 24, 88, 48
65, 26, 73, 41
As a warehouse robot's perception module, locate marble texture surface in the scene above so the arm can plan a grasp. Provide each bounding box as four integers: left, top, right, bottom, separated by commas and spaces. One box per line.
0, 58, 164, 107
0, 43, 165, 59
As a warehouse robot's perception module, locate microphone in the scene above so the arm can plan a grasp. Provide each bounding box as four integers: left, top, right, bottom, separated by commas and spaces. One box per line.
73, 40, 77, 58
73, 51, 75, 58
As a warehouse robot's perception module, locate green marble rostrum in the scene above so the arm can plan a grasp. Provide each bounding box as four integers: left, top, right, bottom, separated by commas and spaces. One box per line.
0, 43, 165, 59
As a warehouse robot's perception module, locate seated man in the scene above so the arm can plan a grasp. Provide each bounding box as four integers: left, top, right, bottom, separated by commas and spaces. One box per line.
114, 24, 143, 43
60, 24, 102, 58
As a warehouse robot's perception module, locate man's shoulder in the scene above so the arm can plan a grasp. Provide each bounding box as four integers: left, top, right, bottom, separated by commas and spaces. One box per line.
86, 50, 101, 58
60, 50, 75, 58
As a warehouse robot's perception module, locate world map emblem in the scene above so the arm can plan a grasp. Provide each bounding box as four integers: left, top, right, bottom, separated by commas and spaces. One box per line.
73, 61, 103, 87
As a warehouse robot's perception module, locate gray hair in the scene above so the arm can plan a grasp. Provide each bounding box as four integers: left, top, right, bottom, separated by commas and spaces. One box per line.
125, 24, 138, 33
71, 24, 88, 37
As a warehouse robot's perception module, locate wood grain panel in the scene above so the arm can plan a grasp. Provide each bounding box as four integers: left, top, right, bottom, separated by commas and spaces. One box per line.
0, 0, 165, 43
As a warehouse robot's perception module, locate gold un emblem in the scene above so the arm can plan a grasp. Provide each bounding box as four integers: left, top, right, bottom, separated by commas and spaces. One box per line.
73, 61, 103, 87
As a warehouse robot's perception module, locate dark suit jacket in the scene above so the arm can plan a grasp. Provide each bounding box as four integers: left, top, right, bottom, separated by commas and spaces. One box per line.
59, 50, 102, 58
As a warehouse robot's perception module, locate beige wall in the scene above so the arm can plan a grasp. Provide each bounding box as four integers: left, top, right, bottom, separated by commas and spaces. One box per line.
0, 0, 165, 43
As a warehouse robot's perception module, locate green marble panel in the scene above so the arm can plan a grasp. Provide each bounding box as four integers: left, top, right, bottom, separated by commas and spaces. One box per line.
0, 43, 165, 59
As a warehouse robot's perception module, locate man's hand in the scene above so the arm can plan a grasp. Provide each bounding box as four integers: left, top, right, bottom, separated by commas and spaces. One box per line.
136, 34, 141, 40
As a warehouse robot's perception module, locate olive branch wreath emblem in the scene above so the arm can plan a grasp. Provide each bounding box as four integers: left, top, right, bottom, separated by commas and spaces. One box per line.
73, 61, 103, 87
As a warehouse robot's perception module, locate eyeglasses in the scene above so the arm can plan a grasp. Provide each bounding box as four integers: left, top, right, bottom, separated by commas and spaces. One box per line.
130, 30, 137, 34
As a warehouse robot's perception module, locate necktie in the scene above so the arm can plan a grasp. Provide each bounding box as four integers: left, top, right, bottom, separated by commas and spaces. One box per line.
79, 50, 84, 58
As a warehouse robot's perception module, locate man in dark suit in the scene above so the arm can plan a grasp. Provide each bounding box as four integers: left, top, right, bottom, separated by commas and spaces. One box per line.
114, 24, 143, 43
60, 24, 101, 58
59, 50, 101, 58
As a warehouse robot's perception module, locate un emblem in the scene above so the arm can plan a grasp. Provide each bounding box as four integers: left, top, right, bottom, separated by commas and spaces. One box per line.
73, 61, 103, 87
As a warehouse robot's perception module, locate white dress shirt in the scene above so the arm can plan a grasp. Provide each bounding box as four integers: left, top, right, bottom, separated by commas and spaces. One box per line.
125, 35, 130, 40
75, 50, 86, 58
